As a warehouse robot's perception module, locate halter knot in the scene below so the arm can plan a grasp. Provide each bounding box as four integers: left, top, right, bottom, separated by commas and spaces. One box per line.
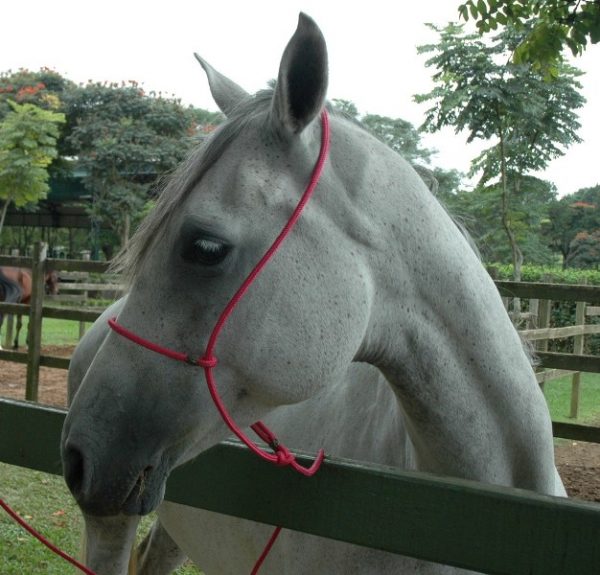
274, 445, 295, 467
198, 354, 218, 369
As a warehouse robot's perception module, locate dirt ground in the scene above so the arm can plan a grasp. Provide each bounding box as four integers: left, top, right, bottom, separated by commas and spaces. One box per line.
1, 346, 600, 503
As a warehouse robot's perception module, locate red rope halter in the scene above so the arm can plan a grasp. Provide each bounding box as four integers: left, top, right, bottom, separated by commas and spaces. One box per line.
109, 109, 330, 475
109, 110, 331, 573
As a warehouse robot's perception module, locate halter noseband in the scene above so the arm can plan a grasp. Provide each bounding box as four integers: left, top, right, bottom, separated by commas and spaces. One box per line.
108, 110, 330, 477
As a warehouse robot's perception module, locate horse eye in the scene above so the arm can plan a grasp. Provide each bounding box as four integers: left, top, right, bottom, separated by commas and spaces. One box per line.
181, 236, 231, 266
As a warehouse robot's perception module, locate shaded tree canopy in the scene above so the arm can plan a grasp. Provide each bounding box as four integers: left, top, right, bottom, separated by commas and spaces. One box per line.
448, 174, 557, 264
546, 184, 600, 267
62, 81, 210, 249
459, 0, 600, 78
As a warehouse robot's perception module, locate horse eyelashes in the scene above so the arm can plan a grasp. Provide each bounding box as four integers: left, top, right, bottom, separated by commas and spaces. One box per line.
181, 236, 231, 266
195, 238, 224, 254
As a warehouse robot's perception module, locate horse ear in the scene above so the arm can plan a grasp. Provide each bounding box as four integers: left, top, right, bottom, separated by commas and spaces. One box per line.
194, 53, 249, 116
271, 13, 328, 137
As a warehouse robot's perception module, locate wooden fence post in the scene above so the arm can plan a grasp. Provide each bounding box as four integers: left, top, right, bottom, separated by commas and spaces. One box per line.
569, 301, 586, 419
536, 298, 552, 392
25, 241, 47, 401
3, 314, 15, 348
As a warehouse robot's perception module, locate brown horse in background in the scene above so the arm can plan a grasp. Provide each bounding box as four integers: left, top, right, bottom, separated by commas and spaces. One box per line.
0, 266, 59, 349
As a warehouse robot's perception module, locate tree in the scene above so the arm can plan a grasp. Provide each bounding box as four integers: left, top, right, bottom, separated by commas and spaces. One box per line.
0, 101, 65, 235
546, 184, 600, 267
567, 229, 600, 268
415, 23, 584, 283
0, 69, 71, 120
361, 115, 434, 165
449, 174, 557, 264
62, 82, 200, 251
458, 0, 600, 78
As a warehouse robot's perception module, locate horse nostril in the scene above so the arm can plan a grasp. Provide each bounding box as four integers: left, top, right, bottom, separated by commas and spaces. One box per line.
63, 444, 86, 497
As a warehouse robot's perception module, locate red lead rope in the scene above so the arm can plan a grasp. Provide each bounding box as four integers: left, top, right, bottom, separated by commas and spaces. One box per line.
0, 498, 97, 575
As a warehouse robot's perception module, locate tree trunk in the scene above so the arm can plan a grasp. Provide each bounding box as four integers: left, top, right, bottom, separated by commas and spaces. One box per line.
0, 198, 10, 237
121, 211, 131, 249
499, 131, 523, 322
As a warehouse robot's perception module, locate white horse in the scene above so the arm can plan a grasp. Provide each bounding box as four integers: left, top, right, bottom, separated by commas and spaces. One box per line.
62, 13, 565, 575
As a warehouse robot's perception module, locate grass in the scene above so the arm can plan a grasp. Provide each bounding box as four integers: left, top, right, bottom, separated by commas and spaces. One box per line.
543, 371, 600, 425
0, 464, 202, 574
1, 316, 89, 348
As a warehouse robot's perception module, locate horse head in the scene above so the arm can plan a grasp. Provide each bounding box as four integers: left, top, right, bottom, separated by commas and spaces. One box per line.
45, 270, 59, 296
61, 12, 560, 522
61, 13, 374, 517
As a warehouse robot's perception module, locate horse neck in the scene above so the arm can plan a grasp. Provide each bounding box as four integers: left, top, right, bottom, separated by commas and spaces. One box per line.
265, 363, 417, 469
339, 132, 557, 493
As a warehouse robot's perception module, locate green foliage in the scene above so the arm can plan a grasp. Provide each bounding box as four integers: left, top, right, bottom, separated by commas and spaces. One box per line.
416, 23, 584, 168
566, 229, 600, 269
416, 22, 584, 279
0, 101, 65, 234
448, 175, 557, 264
0, 69, 226, 255
488, 263, 600, 284
0, 69, 71, 119
62, 82, 200, 248
545, 185, 600, 268
459, 0, 600, 78
361, 114, 434, 164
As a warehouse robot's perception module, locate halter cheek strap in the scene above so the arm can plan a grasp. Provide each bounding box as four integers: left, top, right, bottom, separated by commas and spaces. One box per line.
108, 110, 330, 477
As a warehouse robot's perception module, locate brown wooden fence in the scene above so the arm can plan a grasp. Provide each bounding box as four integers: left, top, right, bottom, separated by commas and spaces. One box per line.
497, 281, 600, 419
0, 242, 115, 400
2, 247, 600, 410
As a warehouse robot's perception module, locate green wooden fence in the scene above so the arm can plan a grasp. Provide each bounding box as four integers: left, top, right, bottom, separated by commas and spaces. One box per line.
1, 398, 599, 575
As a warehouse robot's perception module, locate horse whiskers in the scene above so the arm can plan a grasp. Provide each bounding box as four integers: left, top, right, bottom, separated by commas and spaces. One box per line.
134, 466, 153, 501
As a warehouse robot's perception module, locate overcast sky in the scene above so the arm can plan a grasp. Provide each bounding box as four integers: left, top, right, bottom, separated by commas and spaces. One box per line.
1, 0, 598, 197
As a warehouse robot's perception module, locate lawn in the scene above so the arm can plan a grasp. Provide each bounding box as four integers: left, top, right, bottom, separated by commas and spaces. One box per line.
0, 463, 202, 574
543, 372, 600, 425
1, 316, 88, 348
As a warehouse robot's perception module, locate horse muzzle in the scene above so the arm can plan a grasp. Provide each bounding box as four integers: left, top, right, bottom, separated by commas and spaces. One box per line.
62, 438, 167, 517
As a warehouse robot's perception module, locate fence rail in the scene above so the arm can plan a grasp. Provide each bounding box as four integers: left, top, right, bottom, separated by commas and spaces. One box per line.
0, 254, 110, 273
496, 281, 600, 302
0, 244, 113, 398
0, 398, 598, 575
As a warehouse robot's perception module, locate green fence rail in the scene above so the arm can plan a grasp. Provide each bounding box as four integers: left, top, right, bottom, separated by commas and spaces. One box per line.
1, 398, 599, 575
